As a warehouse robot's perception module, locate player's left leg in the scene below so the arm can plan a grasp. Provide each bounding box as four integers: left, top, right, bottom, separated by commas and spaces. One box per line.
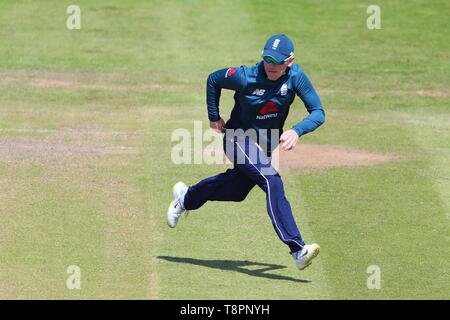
183, 168, 256, 210
232, 134, 320, 269
167, 169, 255, 228
230, 135, 304, 251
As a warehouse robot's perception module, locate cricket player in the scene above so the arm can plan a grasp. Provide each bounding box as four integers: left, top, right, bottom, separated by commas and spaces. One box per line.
167, 34, 325, 270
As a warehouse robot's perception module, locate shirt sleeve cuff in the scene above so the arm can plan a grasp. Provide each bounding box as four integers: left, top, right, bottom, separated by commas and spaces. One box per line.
291, 126, 303, 137
208, 114, 221, 122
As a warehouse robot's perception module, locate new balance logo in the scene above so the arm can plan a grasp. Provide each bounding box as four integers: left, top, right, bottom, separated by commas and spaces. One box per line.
252, 89, 266, 96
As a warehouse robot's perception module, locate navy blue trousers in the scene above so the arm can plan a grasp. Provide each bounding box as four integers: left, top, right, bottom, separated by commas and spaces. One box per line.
183, 133, 305, 253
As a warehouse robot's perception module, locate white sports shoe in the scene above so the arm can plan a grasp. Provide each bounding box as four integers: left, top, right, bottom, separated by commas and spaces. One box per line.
167, 181, 189, 228
292, 243, 320, 270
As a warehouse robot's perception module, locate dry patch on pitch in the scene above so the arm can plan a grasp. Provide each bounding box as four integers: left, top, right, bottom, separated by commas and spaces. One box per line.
204, 143, 400, 171
272, 143, 399, 171
3, 71, 447, 96
0, 139, 139, 156
30, 78, 184, 92
415, 89, 450, 97
0, 71, 192, 92
0, 138, 140, 167
317, 87, 450, 97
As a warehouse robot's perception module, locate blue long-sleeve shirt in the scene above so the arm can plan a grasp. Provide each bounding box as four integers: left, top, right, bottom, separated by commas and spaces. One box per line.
206, 61, 325, 151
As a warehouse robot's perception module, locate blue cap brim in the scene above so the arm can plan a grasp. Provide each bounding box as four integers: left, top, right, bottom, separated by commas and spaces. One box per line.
262, 49, 290, 63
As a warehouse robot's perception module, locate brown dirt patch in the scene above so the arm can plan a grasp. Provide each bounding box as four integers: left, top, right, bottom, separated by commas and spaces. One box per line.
2, 71, 447, 97
272, 144, 399, 171
55, 127, 144, 138
1, 71, 188, 92
0, 139, 139, 158
203, 143, 399, 171
317, 87, 450, 97
30, 79, 183, 92
31, 79, 73, 88
416, 90, 450, 97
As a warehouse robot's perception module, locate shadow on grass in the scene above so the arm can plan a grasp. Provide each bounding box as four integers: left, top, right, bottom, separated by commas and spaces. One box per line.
157, 256, 310, 283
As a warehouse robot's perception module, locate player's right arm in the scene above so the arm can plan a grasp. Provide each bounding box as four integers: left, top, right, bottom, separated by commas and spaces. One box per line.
206, 67, 247, 132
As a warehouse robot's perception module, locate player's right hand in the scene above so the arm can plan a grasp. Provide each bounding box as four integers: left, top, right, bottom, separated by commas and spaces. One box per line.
210, 118, 226, 134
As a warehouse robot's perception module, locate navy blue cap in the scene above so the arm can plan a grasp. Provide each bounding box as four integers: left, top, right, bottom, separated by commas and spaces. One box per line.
261, 34, 295, 63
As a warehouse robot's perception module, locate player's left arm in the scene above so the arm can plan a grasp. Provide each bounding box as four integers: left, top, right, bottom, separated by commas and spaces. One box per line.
280, 71, 325, 150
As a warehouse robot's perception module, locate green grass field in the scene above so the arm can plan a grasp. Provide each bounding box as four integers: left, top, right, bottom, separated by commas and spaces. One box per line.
0, 0, 449, 299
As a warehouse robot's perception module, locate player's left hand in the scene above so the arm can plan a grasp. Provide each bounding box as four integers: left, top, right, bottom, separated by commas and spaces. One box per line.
280, 129, 299, 151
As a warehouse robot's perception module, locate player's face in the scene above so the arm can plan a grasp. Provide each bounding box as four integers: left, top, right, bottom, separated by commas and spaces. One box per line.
263, 58, 294, 81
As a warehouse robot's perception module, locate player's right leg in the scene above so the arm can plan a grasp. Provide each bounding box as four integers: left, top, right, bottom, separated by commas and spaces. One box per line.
167, 169, 255, 228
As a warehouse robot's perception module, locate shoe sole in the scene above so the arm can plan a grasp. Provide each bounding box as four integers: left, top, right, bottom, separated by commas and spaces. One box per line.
299, 244, 320, 270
